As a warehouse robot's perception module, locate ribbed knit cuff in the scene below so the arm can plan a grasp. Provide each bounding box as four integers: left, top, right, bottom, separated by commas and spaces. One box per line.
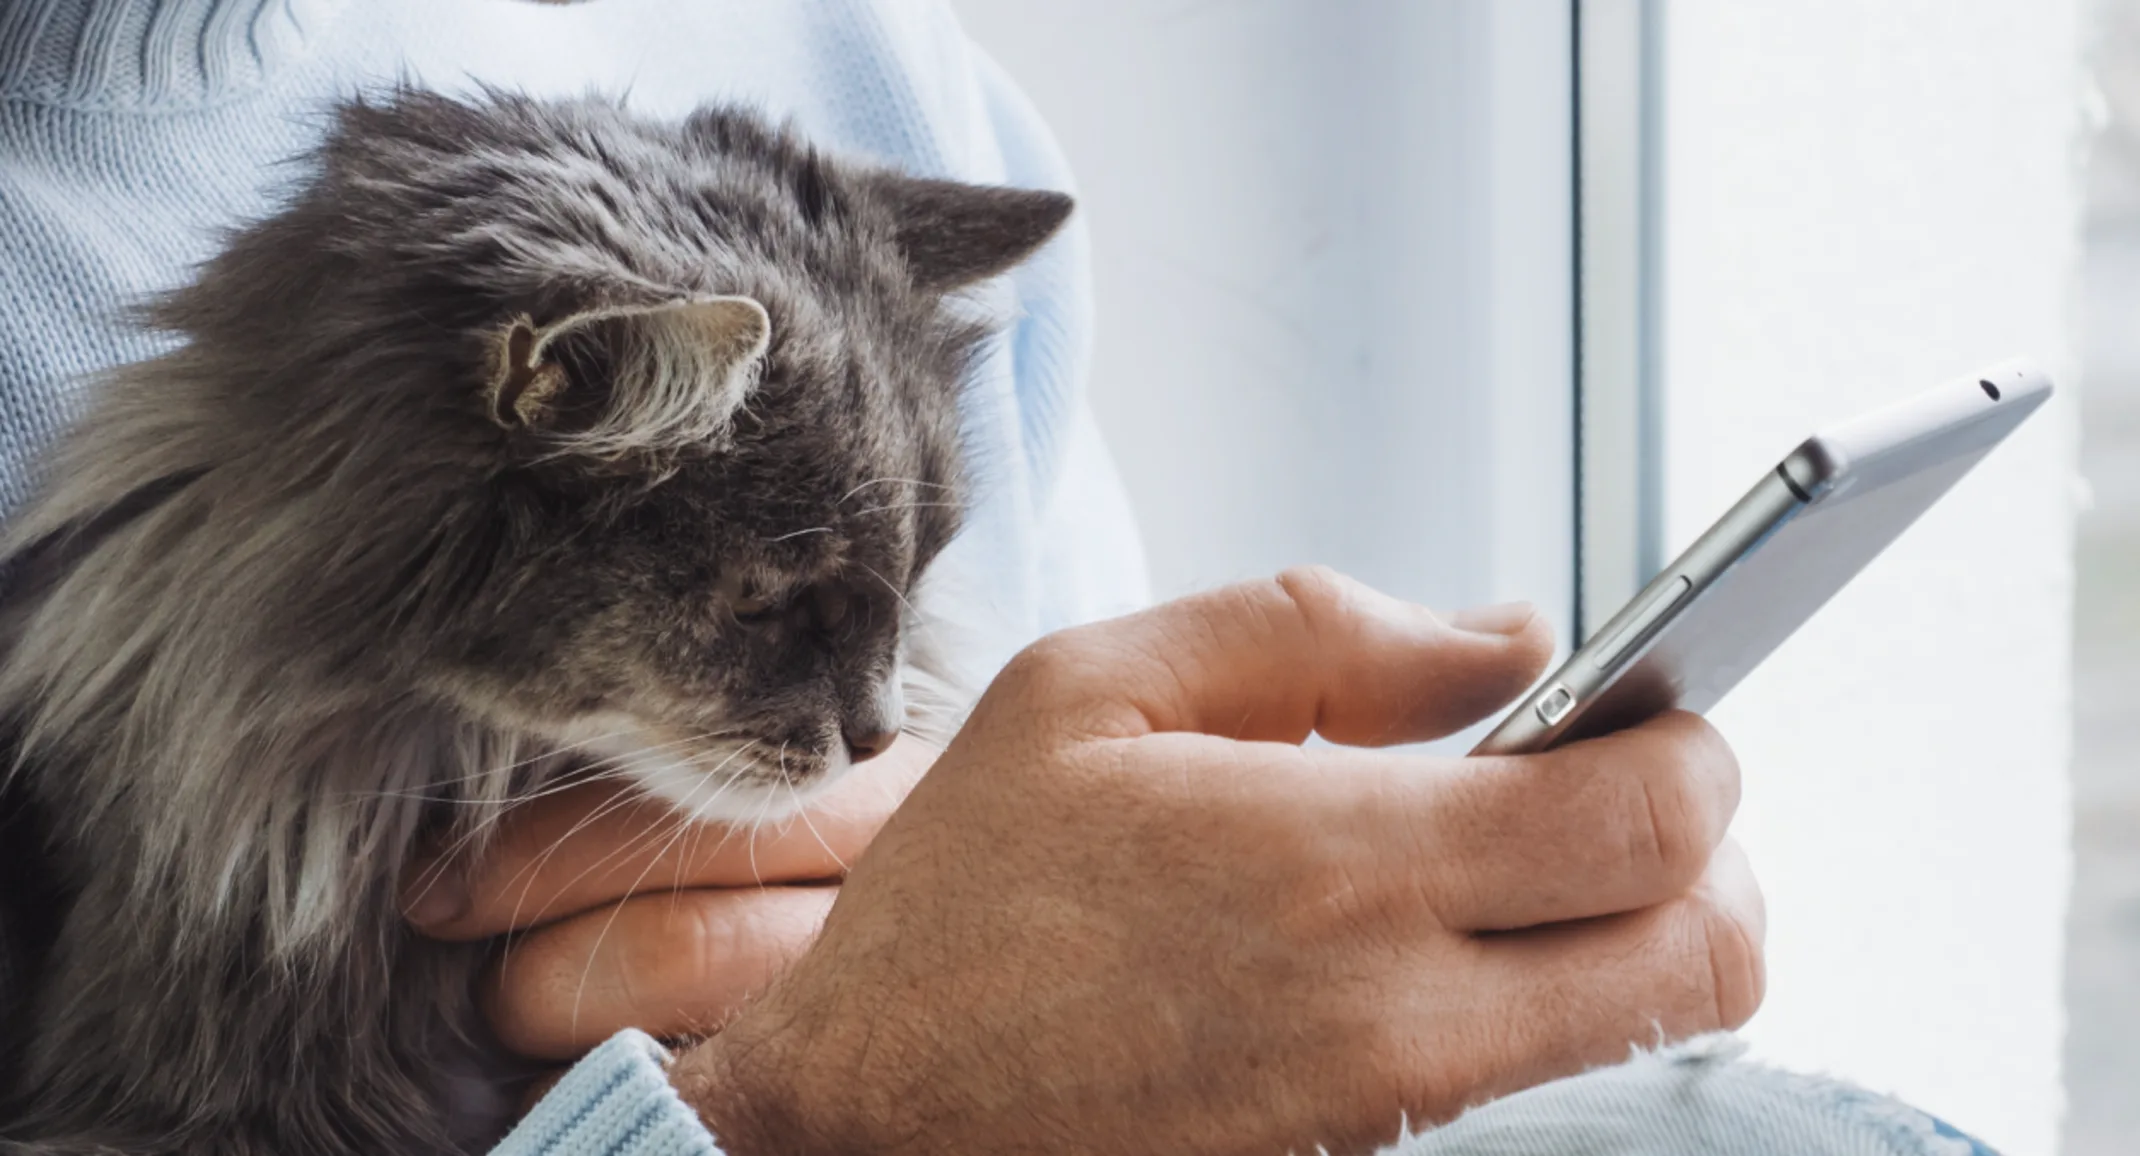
492, 1031, 720, 1156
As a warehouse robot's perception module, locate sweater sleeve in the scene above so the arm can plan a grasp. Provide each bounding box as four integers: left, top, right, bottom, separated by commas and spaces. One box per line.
490, 1031, 719, 1156
964, 40, 1153, 630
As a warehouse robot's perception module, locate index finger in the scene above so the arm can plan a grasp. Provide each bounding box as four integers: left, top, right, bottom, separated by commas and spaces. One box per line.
404, 735, 933, 940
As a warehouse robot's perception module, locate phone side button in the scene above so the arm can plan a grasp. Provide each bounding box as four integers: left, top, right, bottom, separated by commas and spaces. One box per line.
1535, 684, 1576, 726
1594, 575, 1695, 669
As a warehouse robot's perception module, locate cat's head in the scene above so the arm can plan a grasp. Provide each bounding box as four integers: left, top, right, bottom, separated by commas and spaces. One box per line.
145, 90, 1072, 819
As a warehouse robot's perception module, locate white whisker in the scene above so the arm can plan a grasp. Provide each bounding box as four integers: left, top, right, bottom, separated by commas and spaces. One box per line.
403, 729, 729, 909
492, 782, 674, 978
837, 476, 955, 506
348, 726, 640, 803
496, 735, 763, 930
568, 771, 720, 1045
754, 774, 784, 885
853, 562, 919, 618
787, 771, 848, 876
849, 500, 963, 518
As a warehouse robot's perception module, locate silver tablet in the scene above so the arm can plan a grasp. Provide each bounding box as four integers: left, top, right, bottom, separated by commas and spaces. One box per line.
1471, 359, 2055, 757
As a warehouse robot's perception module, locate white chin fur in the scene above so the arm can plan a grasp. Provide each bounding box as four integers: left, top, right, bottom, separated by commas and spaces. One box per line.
578, 731, 852, 825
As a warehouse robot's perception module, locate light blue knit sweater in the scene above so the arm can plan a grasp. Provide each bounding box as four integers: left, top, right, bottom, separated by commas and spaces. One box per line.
0, 1, 1144, 1152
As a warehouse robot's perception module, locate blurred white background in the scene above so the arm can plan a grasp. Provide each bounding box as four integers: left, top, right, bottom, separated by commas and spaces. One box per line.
953, 1, 1578, 650
959, 2, 2115, 1152
1659, 7, 2076, 1152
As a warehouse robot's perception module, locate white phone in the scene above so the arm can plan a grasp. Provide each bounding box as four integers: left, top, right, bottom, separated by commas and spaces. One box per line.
1471, 359, 2055, 757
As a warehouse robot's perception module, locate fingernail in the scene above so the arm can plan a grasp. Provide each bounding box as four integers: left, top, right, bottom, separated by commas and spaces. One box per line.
403, 872, 468, 928
1448, 601, 1538, 636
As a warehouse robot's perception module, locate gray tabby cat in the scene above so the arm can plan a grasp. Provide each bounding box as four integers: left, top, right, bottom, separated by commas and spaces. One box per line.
0, 88, 1071, 1156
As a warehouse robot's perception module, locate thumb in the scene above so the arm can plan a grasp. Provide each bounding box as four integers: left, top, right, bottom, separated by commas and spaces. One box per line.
1053, 566, 1554, 746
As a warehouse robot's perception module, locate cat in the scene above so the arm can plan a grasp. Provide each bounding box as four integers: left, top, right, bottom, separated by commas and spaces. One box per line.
0, 87, 1071, 1156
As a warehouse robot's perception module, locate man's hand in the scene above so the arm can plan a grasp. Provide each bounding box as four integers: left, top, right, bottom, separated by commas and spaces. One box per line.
673, 569, 1764, 1156
403, 737, 936, 1060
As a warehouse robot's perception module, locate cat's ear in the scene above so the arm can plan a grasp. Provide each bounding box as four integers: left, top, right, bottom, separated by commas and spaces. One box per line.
484, 295, 771, 457
866, 175, 1075, 292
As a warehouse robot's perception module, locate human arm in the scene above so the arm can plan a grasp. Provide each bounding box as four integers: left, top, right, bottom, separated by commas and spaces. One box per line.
669, 570, 1761, 1155
450, 569, 1761, 1155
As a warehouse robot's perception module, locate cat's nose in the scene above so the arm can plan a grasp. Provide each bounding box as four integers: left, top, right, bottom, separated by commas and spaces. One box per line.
842, 721, 899, 762
842, 682, 905, 762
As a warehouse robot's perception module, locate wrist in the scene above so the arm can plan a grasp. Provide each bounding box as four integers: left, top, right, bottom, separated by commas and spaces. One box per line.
672, 992, 909, 1156
673, 972, 962, 1156
670, 1020, 799, 1156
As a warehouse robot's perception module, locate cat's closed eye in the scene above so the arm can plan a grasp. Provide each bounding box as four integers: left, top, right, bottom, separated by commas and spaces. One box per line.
726, 577, 786, 622
810, 583, 852, 630
727, 580, 877, 642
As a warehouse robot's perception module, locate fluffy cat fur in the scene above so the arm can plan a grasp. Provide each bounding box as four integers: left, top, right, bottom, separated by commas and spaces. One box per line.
0, 88, 1071, 1155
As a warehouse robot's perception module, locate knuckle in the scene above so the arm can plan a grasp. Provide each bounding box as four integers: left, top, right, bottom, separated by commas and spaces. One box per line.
1669, 711, 1742, 806
993, 630, 1114, 716
1618, 733, 1722, 886
621, 901, 724, 1002
1665, 713, 1742, 810
1694, 898, 1767, 1029
999, 631, 1085, 688
1263, 566, 1358, 677
1630, 769, 1706, 883
1271, 565, 1353, 618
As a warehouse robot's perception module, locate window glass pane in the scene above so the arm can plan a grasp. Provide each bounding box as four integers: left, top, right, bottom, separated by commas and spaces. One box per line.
2066, 1, 2140, 1149
957, 2, 1577, 718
